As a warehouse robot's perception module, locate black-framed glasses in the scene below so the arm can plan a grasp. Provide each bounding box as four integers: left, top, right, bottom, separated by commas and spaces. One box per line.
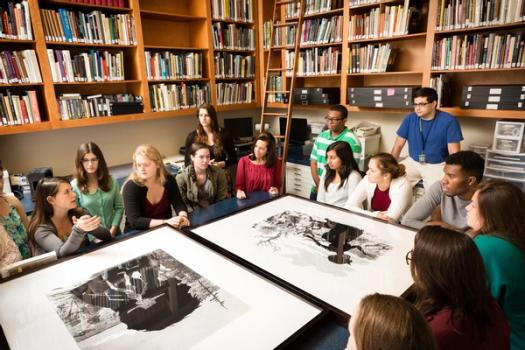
405, 250, 413, 265
324, 116, 344, 122
413, 102, 431, 108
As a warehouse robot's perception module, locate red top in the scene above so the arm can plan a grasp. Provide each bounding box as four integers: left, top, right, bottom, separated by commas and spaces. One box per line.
371, 185, 391, 212
144, 188, 170, 219
427, 300, 510, 350
235, 156, 282, 193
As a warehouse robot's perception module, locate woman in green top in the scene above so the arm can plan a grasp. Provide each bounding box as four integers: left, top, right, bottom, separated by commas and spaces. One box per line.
71, 142, 123, 237
466, 180, 525, 350
0, 162, 31, 259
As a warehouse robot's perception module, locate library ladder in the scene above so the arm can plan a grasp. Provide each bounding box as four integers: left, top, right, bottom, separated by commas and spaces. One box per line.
259, 0, 305, 190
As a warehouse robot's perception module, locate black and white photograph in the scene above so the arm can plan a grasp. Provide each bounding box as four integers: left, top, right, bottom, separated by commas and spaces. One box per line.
192, 196, 416, 315
47, 249, 248, 349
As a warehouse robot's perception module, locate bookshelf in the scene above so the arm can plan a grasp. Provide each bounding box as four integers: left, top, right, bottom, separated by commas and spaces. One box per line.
258, 0, 524, 119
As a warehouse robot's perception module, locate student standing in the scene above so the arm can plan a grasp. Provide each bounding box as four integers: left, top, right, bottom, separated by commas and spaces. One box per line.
122, 145, 189, 232
317, 141, 362, 208
28, 177, 112, 257
71, 142, 124, 236
345, 153, 412, 223
466, 181, 525, 349
310, 104, 361, 200
391, 87, 463, 189
176, 142, 229, 213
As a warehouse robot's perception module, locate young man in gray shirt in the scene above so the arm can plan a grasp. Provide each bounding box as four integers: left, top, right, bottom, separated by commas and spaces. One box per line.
401, 151, 484, 232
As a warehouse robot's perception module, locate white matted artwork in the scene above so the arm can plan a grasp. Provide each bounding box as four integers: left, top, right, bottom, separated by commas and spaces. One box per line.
191, 196, 416, 315
0, 226, 321, 350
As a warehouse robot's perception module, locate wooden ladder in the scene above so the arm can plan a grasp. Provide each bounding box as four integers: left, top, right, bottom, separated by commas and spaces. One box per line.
259, 0, 305, 191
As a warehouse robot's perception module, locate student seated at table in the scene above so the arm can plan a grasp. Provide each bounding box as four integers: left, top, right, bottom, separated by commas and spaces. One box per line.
28, 177, 112, 257
122, 144, 189, 232
71, 142, 124, 237
402, 151, 484, 232
409, 226, 510, 349
176, 142, 229, 213
347, 293, 438, 350
0, 162, 31, 260
316, 141, 362, 208
345, 153, 412, 223
236, 132, 281, 199
0, 225, 21, 268
466, 180, 525, 349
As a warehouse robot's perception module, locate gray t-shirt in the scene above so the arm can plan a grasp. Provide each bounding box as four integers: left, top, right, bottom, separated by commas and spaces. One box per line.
401, 181, 471, 231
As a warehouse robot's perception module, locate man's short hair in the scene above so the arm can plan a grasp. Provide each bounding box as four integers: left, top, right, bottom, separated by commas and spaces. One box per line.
329, 104, 348, 119
445, 151, 485, 182
413, 87, 438, 103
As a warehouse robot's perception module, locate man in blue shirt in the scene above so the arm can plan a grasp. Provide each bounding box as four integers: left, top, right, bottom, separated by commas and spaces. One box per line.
391, 87, 463, 189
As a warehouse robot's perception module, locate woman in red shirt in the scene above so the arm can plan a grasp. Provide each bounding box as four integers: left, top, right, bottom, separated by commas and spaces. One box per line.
235, 132, 281, 199
409, 225, 510, 349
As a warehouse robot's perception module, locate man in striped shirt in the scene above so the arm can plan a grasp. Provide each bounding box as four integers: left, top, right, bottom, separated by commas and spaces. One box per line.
310, 104, 362, 200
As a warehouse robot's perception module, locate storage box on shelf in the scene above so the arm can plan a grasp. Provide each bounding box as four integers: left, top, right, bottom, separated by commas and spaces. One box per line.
484, 149, 525, 191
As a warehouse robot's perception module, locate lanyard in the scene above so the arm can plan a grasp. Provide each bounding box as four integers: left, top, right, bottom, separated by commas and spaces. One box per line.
419, 114, 437, 153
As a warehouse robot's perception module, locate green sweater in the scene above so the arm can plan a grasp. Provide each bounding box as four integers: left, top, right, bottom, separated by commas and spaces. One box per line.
474, 234, 525, 350
71, 176, 124, 229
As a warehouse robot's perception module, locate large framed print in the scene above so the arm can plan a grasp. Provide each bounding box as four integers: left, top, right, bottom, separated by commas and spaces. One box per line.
0, 226, 323, 349
190, 195, 416, 316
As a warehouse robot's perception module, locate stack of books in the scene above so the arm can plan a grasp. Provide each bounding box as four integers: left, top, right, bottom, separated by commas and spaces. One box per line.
211, 0, 254, 22
216, 81, 253, 105
212, 23, 255, 50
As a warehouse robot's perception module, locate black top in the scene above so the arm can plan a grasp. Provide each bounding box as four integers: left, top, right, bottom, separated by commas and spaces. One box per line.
184, 128, 237, 167
122, 175, 187, 232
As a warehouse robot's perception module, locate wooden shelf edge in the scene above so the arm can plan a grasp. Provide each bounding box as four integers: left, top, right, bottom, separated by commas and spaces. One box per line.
346, 105, 411, 113
431, 67, 525, 73
140, 10, 207, 21
349, 32, 426, 44
45, 41, 137, 48
143, 45, 208, 51
435, 21, 525, 35
53, 80, 141, 85
347, 71, 422, 76
440, 107, 525, 119
0, 122, 53, 136
41, 0, 132, 12
0, 38, 36, 44
216, 102, 257, 111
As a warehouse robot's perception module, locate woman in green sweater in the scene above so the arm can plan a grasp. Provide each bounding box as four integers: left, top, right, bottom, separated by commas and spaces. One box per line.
71, 142, 124, 237
466, 180, 525, 350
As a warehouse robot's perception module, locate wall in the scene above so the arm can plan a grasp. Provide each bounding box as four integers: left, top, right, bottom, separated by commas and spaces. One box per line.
0, 107, 496, 175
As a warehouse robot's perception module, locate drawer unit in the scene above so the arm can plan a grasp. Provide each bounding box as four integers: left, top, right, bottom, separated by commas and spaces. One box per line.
286, 162, 314, 198
492, 121, 525, 153
484, 150, 525, 187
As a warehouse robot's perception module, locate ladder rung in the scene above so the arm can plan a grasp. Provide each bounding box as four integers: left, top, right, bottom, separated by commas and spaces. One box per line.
268, 68, 293, 72
265, 90, 290, 94
263, 112, 288, 116
273, 22, 298, 27
269, 45, 295, 50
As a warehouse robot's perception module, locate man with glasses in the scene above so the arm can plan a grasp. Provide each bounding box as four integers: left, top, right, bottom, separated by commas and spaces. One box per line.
310, 104, 362, 200
391, 87, 463, 190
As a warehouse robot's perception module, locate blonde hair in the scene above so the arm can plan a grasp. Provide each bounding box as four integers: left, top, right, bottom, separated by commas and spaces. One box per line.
371, 153, 406, 178
129, 144, 168, 186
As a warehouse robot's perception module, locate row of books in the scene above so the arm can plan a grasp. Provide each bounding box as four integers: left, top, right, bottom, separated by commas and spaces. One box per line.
300, 16, 343, 45
216, 81, 254, 105
431, 33, 525, 70
64, 0, 126, 7
348, 4, 412, 40
263, 21, 272, 49
285, 1, 301, 19
274, 24, 295, 47
214, 53, 255, 79
0, 50, 42, 84
430, 74, 449, 107
212, 23, 255, 51
0, 90, 41, 126
348, 43, 395, 73
285, 47, 341, 76
0, 1, 32, 40
304, 0, 343, 15
40, 9, 136, 45
149, 83, 209, 112
57, 93, 140, 120
267, 75, 284, 103
47, 49, 125, 82
145, 51, 203, 81
436, 0, 525, 30
211, 0, 253, 23
350, 0, 380, 8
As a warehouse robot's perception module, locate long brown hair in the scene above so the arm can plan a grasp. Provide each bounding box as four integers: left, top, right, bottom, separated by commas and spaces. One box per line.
195, 104, 223, 158
476, 180, 525, 254
353, 293, 438, 350
28, 177, 85, 245
411, 226, 493, 342
323, 141, 360, 191
249, 132, 277, 168
128, 144, 168, 186
371, 153, 406, 178
73, 141, 111, 193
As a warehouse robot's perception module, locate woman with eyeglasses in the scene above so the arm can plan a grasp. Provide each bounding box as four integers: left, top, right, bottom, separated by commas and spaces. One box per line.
316, 141, 362, 208
466, 180, 525, 349
345, 153, 412, 223
28, 177, 112, 257
408, 225, 510, 349
71, 142, 124, 238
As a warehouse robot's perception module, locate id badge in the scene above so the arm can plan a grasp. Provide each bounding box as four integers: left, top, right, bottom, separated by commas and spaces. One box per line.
419, 153, 426, 164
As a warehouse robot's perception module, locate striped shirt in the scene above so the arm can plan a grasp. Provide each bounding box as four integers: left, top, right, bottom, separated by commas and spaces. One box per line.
310, 127, 362, 178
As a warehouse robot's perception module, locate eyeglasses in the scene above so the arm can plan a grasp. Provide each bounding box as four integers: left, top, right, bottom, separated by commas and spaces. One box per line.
82, 158, 99, 164
324, 116, 345, 122
405, 250, 413, 265
413, 102, 431, 108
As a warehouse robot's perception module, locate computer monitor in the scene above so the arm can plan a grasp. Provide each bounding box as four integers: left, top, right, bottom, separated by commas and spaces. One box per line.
280, 118, 309, 145
223, 117, 253, 142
